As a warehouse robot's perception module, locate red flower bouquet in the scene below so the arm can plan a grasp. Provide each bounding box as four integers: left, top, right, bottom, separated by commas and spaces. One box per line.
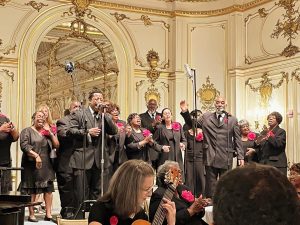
247, 132, 256, 141
195, 132, 203, 142
172, 122, 181, 131
109, 215, 118, 225
142, 129, 152, 137
181, 190, 195, 202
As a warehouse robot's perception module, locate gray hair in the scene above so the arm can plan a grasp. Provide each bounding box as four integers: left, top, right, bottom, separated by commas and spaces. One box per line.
238, 119, 249, 128
156, 161, 180, 186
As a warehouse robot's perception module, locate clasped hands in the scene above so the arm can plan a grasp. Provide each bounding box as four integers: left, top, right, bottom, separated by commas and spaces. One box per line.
188, 195, 211, 215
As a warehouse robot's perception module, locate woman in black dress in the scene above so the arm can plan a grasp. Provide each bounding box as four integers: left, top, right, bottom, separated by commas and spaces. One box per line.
88, 159, 176, 225
19, 111, 59, 222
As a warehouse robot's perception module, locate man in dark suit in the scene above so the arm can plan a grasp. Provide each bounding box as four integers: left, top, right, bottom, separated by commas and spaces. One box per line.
202, 96, 244, 198
68, 91, 118, 214
56, 101, 81, 218
139, 99, 162, 169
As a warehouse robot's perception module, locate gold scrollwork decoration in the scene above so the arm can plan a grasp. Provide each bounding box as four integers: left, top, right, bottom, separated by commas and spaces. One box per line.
144, 85, 161, 106
62, 0, 97, 21
0, 39, 2, 46
245, 72, 288, 107
25, 1, 48, 12
111, 12, 170, 31
258, 8, 268, 17
136, 80, 146, 91
245, 56, 252, 65
197, 76, 220, 112
146, 49, 161, 83
160, 81, 169, 92
291, 68, 300, 82
2, 44, 16, 55
0, 0, 10, 6
1, 69, 14, 81
270, 0, 300, 57
0, 81, 2, 110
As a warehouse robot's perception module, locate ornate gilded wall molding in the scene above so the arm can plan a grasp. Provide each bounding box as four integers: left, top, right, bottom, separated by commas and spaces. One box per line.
91, 0, 273, 18
0, 81, 2, 111
291, 68, 300, 83
0, 39, 2, 46
245, 72, 288, 107
197, 76, 220, 112
0, 0, 10, 6
62, 0, 97, 21
1, 69, 14, 81
1, 44, 16, 55
145, 85, 161, 106
146, 49, 161, 83
25, 1, 48, 12
270, 0, 300, 57
135, 80, 146, 91
111, 12, 170, 31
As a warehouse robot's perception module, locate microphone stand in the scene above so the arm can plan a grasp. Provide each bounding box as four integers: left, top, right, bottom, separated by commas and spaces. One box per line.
186, 67, 198, 195
100, 107, 106, 197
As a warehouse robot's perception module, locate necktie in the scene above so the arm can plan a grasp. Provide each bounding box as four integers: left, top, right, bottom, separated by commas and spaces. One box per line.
94, 112, 99, 126
152, 113, 155, 119
218, 114, 222, 125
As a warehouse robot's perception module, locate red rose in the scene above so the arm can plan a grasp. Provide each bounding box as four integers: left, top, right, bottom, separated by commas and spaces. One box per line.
181, 190, 194, 202
247, 132, 256, 141
172, 122, 181, 131
142, 129, 152, 137
195, 132, 203, 142
267, 131, 275, 138
223, 118, 228, 124
40, 129, 49, 136
110, 215, 118, 225
116, 122, 124, 128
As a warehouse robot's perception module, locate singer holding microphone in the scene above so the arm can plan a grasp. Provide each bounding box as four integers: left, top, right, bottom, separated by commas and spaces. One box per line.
201, 96, 244, 198
68, 90, 118, 216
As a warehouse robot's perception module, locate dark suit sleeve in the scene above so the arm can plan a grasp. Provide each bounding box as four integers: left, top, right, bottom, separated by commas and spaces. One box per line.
56, 118, 69, 139
103, 113, 118, 135
233, 118, 244, 160
180, 110, 192, 129
267, 128, 286, 151
68, 110, 86, 139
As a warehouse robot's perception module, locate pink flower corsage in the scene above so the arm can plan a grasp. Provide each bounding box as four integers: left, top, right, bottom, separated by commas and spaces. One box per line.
267, 131, 275, 138
195, 132, 203, 142
223, 118, 228, 124
0, 113, 7, 118
181, 190, 195, 202
51, 125, 57, 134
247, 132, 256, 141
172, 122, 181, 131
116, 122, 124, 129
109, 215, 118, 225
142, 129, 152, 137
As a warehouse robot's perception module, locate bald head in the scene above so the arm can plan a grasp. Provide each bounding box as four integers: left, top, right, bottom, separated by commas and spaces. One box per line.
214, 96, 227, 113
69, 101, 81, 113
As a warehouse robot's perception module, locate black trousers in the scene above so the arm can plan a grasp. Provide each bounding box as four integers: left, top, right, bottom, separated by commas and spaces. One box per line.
57, 171, 75, 218
205, 166, 228, 198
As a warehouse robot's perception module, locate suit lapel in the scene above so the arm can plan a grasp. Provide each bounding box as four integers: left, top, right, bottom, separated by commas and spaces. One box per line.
85, 108, 94, 127
210, 114, 220, 127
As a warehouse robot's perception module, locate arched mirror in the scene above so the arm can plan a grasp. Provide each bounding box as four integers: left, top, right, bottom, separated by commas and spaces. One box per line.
35, 20, 119, 120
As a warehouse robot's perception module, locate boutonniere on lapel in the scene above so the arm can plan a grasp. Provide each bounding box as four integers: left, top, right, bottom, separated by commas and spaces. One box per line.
40, 126, 57, 136
223, 117, 228, 124
109, 215, 118, 225
267, 130, 275, 138
247, 132, 256, 141
171, 122, 181, 131
195, 132, 203, 142
116, 122, 124, 129
181, 190, 195, 202
142, 129, 152, 137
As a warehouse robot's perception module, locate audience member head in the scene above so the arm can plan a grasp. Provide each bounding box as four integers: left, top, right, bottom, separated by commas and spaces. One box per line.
69, 101, 81, 113
214, 96, 227, 114
88, 90, 103, 112
156, 160, 182, 188
147, 99, 158, 114
37, 104, 53, 125
107, 103, 120, 122
290, 163, 300, 176
289, 175, 300, 200
100, 160, 154, 218
267, 111, 283, 128
213, 163, 300, 225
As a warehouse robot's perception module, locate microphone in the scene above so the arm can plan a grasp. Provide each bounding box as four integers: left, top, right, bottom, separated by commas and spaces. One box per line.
65, 61, 75, 73
184, 64, 194, 79
96, 103, 108, 109
222, 110, 231, 116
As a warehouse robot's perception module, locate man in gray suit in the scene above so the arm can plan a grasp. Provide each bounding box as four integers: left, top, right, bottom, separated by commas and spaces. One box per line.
68, 90, 118, 214
202, 96, 244, 198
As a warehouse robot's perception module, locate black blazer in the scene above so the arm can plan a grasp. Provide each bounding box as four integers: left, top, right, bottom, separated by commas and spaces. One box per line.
256, 126, 287, 168
68, 107, 118, 170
